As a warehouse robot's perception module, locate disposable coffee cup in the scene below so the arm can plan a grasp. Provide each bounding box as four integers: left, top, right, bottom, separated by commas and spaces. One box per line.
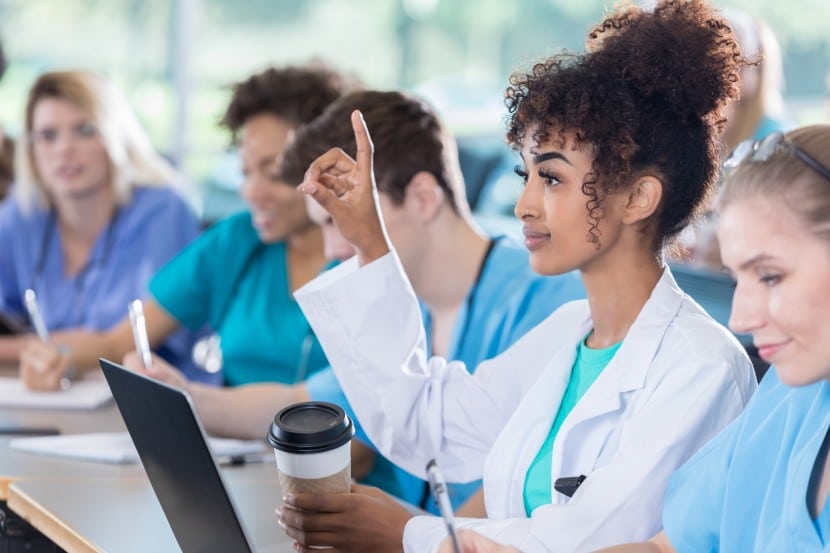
267, 401, 354, 496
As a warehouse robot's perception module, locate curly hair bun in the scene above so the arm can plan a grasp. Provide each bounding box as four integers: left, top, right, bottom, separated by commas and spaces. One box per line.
588, 0, 742, 124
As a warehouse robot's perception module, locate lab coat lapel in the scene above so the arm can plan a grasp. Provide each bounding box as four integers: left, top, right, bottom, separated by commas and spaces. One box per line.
483, 305, 593, 518
549, 268, 685, 493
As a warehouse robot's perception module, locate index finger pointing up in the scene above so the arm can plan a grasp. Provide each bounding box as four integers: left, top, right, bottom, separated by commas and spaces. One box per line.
351, 110, 374, 178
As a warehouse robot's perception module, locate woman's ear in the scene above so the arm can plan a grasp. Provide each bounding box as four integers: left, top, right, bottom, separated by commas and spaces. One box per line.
622, 175, 663, 225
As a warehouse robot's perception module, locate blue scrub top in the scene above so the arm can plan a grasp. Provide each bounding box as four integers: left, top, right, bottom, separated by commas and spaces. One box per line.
0, 186, 201, 372
149, 211, 329, 386
664, 369, 830, 553
306, 236, 586, 513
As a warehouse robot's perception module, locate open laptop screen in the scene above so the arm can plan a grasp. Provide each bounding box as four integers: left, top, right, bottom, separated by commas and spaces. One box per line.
99, 358, 255, 553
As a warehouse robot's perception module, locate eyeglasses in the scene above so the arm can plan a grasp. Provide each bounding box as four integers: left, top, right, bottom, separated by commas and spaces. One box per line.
30, 121, 99, 146
723, 131, 830, 183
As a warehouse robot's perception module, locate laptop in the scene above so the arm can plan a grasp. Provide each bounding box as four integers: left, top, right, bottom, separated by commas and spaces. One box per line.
99, 358, 280, 553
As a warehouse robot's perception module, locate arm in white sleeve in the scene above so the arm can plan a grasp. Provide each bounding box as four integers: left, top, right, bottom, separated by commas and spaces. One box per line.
295, 252, 564, 483
401, 353, 752, 553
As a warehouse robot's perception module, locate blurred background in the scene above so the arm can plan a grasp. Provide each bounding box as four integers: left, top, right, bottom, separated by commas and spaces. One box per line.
0, 0, 828, 220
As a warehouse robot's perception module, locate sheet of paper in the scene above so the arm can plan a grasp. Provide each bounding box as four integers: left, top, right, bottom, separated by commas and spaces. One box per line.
0, 377, 112, 410
10, 432, 269, 465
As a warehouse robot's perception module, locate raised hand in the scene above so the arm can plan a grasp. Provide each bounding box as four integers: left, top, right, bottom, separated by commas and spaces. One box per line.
298, 110, 391, 265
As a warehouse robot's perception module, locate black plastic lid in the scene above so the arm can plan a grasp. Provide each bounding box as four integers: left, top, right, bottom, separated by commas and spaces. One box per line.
266, 401, 354, 454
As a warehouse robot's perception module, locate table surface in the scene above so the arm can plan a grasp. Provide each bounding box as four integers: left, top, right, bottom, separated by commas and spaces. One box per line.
0, 369, 293, 552
9, 470, 292, 553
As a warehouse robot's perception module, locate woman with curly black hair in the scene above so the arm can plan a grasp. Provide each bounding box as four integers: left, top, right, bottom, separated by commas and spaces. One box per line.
279, 1, 757, 552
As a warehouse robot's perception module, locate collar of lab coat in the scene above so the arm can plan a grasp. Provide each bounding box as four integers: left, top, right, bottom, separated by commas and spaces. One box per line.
484, 266, 686, 517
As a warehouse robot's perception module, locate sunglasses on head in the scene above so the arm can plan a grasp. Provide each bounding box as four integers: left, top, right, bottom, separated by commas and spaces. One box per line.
723, 131, 830, 183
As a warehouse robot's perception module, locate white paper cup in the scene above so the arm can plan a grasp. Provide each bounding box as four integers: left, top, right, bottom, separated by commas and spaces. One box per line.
267, 402, 354, 496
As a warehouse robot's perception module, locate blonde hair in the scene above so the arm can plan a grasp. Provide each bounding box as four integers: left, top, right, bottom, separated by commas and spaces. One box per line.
718, 125, 830, 242
15, 70, 181, 210
722, 10, 787, 151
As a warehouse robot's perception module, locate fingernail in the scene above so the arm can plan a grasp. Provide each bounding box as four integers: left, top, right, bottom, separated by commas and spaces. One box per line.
284, 494, 295, 505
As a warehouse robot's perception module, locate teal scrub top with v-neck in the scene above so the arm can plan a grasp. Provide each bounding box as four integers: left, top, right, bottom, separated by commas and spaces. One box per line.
150, 211, 329, 386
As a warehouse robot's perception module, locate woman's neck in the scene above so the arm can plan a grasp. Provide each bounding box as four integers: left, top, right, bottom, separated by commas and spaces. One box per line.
54, 185, 117, 243
580, 240, 664, 349
53, 186, 118, 276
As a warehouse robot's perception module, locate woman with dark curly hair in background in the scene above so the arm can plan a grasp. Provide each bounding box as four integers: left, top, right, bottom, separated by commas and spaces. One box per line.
278, 1, 756, 552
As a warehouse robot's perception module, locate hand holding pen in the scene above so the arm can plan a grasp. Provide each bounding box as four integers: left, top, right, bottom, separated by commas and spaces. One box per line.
20, 289, 74, 391
128, 299, 153, 369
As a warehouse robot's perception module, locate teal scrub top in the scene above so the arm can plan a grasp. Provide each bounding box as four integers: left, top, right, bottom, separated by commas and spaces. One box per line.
664, 369, 830, 552
306, 236, 586, 512
523, 336, 621, 515
149, 211, 329, 386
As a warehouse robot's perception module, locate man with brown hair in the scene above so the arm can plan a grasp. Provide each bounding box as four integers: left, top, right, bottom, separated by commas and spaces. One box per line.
278, 89, 584, 542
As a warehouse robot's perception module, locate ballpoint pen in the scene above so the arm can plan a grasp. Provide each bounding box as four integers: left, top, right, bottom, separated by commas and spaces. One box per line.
24, 288, 73, 390
24, 288, 49, 342
426, 458, 462, 553
128, 299, 153, 369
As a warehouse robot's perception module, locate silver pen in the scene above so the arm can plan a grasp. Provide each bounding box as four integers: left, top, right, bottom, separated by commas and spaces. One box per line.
128, 299, 153, 369
426, 458, 462, 553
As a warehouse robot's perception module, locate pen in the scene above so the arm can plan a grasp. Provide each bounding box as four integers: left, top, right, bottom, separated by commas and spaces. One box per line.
0, 426, 61, 436
426, 458, 461, 553
23, 289, 72, 390
128, 299, 153, 369
23, 288, 50, 342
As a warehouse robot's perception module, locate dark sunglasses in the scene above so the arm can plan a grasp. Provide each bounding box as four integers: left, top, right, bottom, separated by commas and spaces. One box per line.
723, 131, 830, 183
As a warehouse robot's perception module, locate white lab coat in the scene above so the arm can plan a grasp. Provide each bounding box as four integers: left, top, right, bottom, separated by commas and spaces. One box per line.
296, 252, 756, 553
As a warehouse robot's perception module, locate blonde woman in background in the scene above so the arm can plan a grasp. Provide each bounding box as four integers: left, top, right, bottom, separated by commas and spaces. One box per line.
0, 70, 200, 385
722, 9, 791, 152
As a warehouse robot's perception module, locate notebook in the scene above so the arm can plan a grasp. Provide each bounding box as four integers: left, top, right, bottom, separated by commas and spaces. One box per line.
99, 358, 281, 553
0, 377, 112, 410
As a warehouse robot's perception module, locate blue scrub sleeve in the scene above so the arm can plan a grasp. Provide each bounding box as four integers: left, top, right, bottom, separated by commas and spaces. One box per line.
662, 415, 742, 553
304, 367, 371, 445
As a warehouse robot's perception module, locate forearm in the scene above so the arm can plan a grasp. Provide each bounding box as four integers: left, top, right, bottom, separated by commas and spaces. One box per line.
189, 383, 310, 440
51, 329, 128, 375
0, 335, 30, 363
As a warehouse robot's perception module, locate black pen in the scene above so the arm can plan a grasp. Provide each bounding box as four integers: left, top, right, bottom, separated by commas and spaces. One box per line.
0, 426, 61, 436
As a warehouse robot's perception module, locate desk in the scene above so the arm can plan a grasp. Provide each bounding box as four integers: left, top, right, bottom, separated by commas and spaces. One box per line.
0, 378, 292, 552
8, 471, 290, 552
0, 403, 133, 501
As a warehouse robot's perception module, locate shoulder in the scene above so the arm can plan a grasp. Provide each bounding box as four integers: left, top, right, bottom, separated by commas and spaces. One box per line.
205, 210, 256, 237
122, 186, 196, 225
508, 298, 589, 346
189, 211, 273, 267
667, 297, 747, 363
130, 185, 187, 207
118, 186, 199, 242
0, 195, 45, 234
